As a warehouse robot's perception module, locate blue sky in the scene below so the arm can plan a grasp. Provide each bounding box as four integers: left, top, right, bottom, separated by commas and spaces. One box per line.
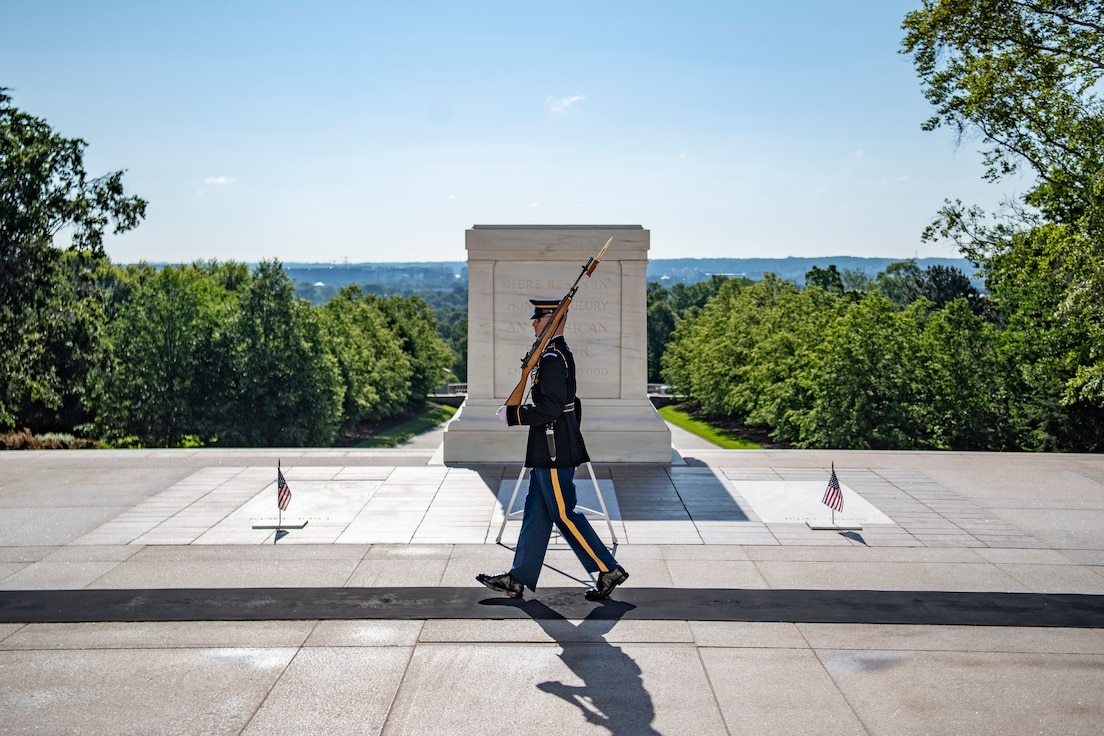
3, 1, 1022, 264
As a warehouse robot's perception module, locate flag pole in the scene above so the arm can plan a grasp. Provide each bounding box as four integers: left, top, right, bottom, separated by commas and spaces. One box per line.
806, 460, 861, 531
252, 459, 306, 537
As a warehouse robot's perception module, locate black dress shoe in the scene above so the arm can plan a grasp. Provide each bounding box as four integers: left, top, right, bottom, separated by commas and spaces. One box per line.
585, 566, 629, 601
476, 571, 524, 598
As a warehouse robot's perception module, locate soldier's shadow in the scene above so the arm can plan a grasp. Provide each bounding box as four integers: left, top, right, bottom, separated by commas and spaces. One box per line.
484, 597, 660, 736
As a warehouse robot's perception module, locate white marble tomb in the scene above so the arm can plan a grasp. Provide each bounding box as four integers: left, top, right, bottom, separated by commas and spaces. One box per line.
442, 225, 671, 463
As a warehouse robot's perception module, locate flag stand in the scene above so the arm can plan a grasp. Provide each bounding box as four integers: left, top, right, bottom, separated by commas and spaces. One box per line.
806, 517, 863, 532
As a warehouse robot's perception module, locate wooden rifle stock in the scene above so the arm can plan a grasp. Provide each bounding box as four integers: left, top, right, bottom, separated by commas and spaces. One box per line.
505, 237, 612, 407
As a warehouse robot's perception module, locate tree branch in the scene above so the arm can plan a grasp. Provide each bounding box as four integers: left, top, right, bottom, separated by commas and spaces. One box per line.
1013, 1, 1104, 37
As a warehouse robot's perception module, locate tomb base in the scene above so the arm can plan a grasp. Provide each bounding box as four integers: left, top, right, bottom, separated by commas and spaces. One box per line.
442, 397, 671, 464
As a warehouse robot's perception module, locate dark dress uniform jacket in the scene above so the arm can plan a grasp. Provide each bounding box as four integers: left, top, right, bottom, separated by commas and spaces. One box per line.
505, 336, 590, 468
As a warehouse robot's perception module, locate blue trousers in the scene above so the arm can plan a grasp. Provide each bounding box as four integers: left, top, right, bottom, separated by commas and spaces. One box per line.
509, 466, 618, 591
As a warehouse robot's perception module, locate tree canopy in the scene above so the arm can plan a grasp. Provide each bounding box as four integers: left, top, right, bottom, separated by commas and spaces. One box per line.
902, 1, 1104, 196
902, 0, 1104, 405
1, 88, 147, 429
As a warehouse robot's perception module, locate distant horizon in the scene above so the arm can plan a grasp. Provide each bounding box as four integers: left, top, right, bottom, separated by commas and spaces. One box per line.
131, 253, 973, 267
272, 254, 984, 292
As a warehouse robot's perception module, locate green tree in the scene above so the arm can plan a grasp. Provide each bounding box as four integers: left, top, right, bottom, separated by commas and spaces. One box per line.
441, 311, 468, 382
645, 282, 676, 384
662, 274, 855, 444
739, 284, 850, 443
840, 267, 874, 295
875, 260, 925, 307
320, 286, 414, 424
874, 260, 981, 310
902, 1, 1104, 196
982, 225, 1104, 450
669, 274, 733, 314
915, 297, 1012, 449
226, 261, 343, 446
10, 250, 116, 433
93, 264, 236, 446
647, 275, 735, 385
425, 285, 469, 382
663, 275, 852, 443
919, 264, 980, 310
804, 264, 845, 294
0, 88, 146, 429
662, 278, 749, 415
902, 1, 1104, 404
796, 292, 927, 449
657, 273, 825, 423
374, 294, 455, 406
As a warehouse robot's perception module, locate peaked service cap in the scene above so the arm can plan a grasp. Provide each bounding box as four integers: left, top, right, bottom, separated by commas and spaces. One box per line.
529, 298, 562, 319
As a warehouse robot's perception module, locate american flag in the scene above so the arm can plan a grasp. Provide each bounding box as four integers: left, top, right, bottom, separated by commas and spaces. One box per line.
822, 466, 843, 512
277, 466, 291, 511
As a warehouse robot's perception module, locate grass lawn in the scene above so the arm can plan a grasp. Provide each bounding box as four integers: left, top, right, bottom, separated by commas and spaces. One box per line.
352, 403, 457, 448
658, 405, 762, 449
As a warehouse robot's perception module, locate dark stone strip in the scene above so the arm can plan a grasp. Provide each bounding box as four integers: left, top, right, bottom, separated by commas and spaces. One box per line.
2, 588, 1102, 628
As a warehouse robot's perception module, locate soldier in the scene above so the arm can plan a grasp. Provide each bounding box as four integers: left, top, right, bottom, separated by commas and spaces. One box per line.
477, 298, 629, 601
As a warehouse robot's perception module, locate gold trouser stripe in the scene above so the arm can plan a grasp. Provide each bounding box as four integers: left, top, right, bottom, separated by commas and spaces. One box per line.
550, 468, 608, 573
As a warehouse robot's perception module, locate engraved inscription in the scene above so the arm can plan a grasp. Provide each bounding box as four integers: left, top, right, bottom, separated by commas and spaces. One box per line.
494, 260, 622, 399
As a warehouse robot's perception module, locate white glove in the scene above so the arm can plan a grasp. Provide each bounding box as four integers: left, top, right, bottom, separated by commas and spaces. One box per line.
495, 406, 508, 423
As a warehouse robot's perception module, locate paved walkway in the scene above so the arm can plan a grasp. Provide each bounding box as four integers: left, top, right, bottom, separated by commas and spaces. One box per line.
1, 426, 1103, 735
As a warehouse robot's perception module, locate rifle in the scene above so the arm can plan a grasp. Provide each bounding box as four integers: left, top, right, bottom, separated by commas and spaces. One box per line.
505, 237, 613, 408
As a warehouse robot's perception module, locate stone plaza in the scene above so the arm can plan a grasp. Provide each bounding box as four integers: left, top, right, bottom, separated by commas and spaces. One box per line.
1, 429, 1103, 735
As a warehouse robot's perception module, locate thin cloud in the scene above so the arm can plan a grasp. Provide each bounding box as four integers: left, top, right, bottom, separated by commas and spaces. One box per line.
204, 176, 234, 185
548, 94, 585, 113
